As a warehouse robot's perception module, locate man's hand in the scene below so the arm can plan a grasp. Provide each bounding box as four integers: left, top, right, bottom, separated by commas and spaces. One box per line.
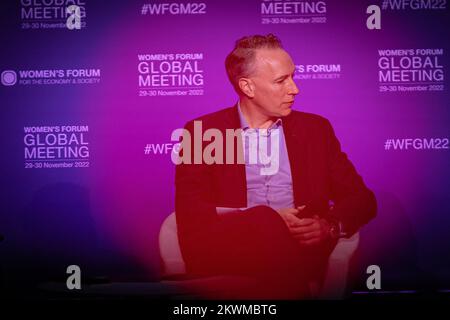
276, 207, 301, 229
277, 206, 331, 246
290, 215, 331, 246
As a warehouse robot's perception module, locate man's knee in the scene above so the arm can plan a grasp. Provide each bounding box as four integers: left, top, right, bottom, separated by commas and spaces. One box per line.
243, 205, 291, 238
244, 205, 280, 225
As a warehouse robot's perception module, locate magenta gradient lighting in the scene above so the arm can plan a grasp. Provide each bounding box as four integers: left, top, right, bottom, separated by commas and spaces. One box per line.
1, 0, 448, 294
80, 0, 450, 288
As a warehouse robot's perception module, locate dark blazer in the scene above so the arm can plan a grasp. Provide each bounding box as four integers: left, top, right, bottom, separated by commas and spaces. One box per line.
175, 105, 377, 274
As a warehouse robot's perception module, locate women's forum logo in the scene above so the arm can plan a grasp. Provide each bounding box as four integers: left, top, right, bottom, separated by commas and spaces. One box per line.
1, 70, 17, 86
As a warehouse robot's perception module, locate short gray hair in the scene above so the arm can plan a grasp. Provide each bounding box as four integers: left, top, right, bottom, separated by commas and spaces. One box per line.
225, 34, 283, 93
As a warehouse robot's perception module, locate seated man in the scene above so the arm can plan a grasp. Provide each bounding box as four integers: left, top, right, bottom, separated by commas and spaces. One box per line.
174, 34, 376, 299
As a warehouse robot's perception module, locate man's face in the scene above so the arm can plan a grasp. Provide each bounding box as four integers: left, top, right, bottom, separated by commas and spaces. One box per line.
247, 48, 299, 117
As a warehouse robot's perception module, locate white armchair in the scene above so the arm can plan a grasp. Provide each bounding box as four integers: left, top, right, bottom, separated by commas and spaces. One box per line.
159, 212, 359, 299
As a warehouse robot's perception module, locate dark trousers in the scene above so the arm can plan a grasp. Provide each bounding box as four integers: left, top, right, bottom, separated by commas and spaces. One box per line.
185, 206, 335, 299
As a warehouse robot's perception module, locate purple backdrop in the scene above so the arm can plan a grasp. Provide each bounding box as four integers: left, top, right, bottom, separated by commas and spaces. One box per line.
0, 0, 449, 295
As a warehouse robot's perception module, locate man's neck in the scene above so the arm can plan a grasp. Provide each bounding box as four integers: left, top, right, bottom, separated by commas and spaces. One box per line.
239, 98, 275, 129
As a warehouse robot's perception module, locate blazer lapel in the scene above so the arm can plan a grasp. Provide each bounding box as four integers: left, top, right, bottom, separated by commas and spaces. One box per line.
283, 112, 311, 208
215, 106, 247, 207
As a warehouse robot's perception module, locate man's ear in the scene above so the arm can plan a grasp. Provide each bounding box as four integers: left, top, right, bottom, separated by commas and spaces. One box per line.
238, 78, 255, 98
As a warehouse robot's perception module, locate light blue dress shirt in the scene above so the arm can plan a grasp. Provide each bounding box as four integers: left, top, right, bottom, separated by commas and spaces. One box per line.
237, 102, 295, 210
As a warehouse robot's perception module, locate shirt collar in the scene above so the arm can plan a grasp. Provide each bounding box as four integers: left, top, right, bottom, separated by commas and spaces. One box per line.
237, 100, 283, 132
